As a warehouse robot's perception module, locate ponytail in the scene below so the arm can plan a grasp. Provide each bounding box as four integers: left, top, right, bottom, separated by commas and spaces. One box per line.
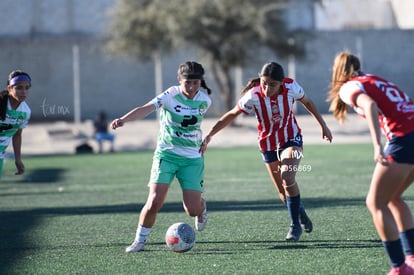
0, 90, 9, 121
201, 79, 212, 95
241, 77, 260, 94
327, 51, 360, 123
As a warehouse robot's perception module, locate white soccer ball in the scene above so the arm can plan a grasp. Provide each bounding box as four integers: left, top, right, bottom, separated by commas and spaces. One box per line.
165, 222, 196, 253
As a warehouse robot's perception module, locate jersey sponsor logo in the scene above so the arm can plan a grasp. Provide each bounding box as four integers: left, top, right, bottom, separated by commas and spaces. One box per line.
272, 114, 282, 122
174, 104, 207, 116
175, 131, 198, 138
174, 105, 182, 112
0, 123, 12, 132
271, 101, 281, 122
181, 115, 197, 127
397, 102, 414, 113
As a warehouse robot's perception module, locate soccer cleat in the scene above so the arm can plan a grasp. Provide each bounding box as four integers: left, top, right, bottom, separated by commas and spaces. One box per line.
405, 255, 414, 269
299, 206, 313, 233
285, 224, 302, 242
125, 241, 145, 253
195, 203, 208, 231
387, 263, 414, 275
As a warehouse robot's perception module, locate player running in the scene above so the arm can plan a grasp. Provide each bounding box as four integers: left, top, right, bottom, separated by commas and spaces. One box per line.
328, 51, 414, 275
201, 62, 332, 242
112, 61, 212, 253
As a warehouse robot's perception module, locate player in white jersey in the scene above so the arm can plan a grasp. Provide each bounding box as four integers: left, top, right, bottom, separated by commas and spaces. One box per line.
201, 62, 332, 242
111, 61, 212, 253
0, 70, 31, 181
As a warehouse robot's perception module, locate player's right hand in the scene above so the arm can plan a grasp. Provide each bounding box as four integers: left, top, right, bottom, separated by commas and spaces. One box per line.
111, 118, 124, 130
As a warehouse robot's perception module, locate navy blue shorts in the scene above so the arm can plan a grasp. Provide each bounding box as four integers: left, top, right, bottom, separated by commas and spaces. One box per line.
260, 135, 303, 163
384, 131, 414, 164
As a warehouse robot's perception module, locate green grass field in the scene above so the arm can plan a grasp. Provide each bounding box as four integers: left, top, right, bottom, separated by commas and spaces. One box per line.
0, 144, 410, 274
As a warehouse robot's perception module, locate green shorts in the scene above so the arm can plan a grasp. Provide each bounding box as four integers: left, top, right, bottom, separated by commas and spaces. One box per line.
150, 156, 205, 192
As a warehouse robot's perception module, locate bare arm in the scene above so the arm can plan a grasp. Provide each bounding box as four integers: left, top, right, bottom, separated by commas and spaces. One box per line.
111, 101, 156, 130
200, 105, 243, 154
354, 93, 386, 164
12, 129, 25, 175
300, 95, 333, 143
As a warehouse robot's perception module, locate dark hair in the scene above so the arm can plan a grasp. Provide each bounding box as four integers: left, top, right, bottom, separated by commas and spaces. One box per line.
240, 62, 285, 94
178, 61, 212, 94
259, 62, 285, 81
0, 70, 31, 120
7, 70, 31, 86
241, 78, 260, 94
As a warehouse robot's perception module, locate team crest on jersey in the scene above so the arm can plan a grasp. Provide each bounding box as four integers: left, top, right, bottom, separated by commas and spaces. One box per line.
199, 104, 207, 115
271, 105, 279, 114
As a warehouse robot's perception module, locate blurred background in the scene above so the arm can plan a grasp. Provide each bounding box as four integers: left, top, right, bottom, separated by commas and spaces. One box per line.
0, 0, 413, 154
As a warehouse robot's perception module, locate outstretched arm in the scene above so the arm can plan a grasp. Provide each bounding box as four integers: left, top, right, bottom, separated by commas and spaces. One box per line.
12, 129, 25, 175
200, 105, 243, 154
300, 95, 333, 143
111, 102, 156, 130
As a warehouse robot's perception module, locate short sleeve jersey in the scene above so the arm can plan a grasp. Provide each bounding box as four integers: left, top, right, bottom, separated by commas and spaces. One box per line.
339, 74, 414, 140
0, 100, 31, 158
151, 85, 211, 160
238, 78, 305, 151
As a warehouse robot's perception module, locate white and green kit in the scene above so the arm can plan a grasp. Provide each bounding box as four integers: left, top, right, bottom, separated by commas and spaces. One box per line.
149, 86, 211, 191
0, 100, 31, 177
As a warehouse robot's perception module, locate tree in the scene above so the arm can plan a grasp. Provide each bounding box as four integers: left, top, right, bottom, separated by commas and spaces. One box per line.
105, 0, 301, 111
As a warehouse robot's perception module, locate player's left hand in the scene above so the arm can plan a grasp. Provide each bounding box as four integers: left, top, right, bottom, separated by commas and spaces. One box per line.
15, 160, 25, 175
322, 125, 333, 143
374, 148, 388, 165
199, 135, 212, 155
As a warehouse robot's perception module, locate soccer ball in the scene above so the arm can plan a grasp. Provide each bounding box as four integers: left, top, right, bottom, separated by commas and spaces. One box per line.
165, 222, 196, 253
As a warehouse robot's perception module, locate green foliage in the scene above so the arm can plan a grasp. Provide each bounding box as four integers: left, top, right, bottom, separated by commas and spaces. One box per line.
1, 144, 407, 274
105, 0, 175, 60
106, 0, 290, 65
104, 0, 299, 110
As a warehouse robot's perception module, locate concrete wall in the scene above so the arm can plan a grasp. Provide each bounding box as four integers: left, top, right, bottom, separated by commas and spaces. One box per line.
294, 30, 414, 114
0, 0, 114, 36
0, 29, 413, 121
235, 29, 414, 115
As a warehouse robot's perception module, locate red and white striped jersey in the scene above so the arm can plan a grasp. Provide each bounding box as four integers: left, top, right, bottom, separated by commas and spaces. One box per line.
238, 78, 305, 151
339, 74, 414, 140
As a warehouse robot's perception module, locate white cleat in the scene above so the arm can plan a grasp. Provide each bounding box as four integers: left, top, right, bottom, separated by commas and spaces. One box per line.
125, 241, 145, 253
195, 204, 208, 231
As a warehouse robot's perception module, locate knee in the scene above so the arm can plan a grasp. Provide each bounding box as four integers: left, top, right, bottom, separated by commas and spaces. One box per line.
144, 199, 163, 213
182, 202, 203, 217
365, 194, 376, 211
282, 177, 298, 193
365, 195, 388, 213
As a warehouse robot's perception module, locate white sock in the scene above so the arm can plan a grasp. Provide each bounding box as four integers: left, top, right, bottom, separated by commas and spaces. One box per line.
135, 225, 151, 243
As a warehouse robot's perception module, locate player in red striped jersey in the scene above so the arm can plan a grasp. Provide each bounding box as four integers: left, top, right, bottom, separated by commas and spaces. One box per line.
328, 51, 414, 275
201, 62, 332, 241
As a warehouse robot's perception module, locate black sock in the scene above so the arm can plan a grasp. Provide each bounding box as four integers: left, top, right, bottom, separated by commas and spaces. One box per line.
400, 228, 414, 255
286, 195, 301, 226
383, 239, 405, 267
